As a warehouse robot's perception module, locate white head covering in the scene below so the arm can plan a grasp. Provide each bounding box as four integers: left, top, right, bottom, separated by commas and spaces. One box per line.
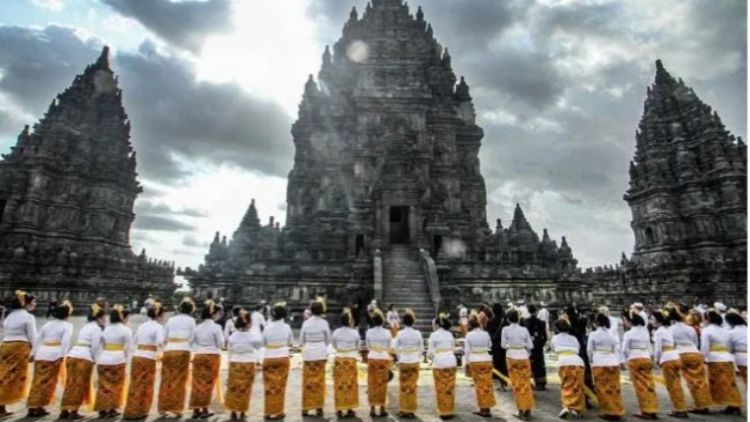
714, 302, 727, 313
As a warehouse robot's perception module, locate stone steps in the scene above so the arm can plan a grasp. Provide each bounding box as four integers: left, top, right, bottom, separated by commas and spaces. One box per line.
383, 245, 435, 335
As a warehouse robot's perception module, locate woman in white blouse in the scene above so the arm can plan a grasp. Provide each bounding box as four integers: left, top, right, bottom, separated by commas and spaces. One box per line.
700, 309, 742, 415
428, 313, 457, 420
123, 301, 166, 420
725, 311, 747, 388
622, 312, 658, 419
651, 310, 688, 418
587, 312, 624, 421
93, 305, 132, 418
225, 309, 262, 421
464, 313, 496, 418
299, 299, 331, 417
26, 300, 73, 417
262, 302, 294, 420
501, 309, 535, 420
365, 309, 392, 417
0, 290, 37, 417
395, 309, 423, 418
60, 303, 106, 419
331, 309, 361, 418
157, 297, 196, 417
189, 300, 224, 419
551, 317, 585, 419
666, 304, 711, 413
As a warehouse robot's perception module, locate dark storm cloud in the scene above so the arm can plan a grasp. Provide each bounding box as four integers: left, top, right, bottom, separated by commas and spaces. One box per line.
101, 0, 233, 53
0, 26, 294, 183
133, 214, 195, 232
135, 200, 208, 218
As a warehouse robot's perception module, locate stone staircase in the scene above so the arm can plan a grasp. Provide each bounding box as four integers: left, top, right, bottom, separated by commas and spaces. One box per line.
382, 245, 435, 334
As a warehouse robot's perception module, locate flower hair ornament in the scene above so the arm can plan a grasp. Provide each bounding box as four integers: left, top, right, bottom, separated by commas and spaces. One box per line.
113, 304, 125, 321
15, 290, 26, 306
62, 300, 74, 317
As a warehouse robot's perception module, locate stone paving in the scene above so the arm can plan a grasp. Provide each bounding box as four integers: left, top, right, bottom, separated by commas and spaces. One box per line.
1, 316, 745, 422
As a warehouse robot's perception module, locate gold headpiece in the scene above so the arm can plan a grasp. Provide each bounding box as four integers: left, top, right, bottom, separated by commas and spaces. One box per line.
404, 308, 416, 319
113, 304, 124, 321
205, 299, 216, 315
91, 302, 102, 316
274, 301, 287, 309
153, 301, 162, 314
15, 290, 26, 306
62, 300, 74, 317
315, 296, 327, 313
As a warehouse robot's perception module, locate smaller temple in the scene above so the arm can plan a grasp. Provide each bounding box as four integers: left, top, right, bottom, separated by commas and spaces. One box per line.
0, 47, 176, 305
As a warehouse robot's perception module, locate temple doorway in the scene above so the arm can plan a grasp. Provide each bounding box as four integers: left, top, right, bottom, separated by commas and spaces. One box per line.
389, 206, 410, 244
0, 199, 6, 224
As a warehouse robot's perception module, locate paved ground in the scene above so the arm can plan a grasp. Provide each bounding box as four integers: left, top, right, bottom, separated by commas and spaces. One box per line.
1, 316, 745, 422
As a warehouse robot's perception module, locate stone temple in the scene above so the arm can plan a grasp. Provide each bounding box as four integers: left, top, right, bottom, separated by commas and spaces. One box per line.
0, 48, 176, 305
185, 0, 585, 328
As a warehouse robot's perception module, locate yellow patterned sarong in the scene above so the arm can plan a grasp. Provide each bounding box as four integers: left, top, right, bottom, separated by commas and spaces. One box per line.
157, 350, 191, 414
333, 358, 358, 411
398, 362, 419, 413
263, 357, 290, 417
27, 359, 63, 408
628, 358, 658, 414
592, 366, 624, 417
0, 341, 31, 406
470, 362, 496, 409
302, 360, 326, 411
432, 367, 456, 416
61, 357, 94, 411
679, 352, 711, 409
661, 360, 687, 412
189, 354, 221, 409
558, 365, 585, 412
225, 362, 255, 413
367, 358, 390, 407
739, 365, 747, 388
706, 361, 742, 407
94, 364, 127, 411
123, 357, 157, 419
507, 358, 534, 411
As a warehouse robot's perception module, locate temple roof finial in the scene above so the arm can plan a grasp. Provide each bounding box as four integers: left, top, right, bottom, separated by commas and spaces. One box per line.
349, 6, 358, 21
95, 46, 110, 70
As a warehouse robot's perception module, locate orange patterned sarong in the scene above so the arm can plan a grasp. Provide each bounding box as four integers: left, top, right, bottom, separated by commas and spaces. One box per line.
333, 358, 358, 411
27, 359, 63, 408
61, 357, 94, 411
558, 365, 585, 412
432, 367, 456, 416
739, 365, 747, 388
628, 358, 658, 414
158, 350, 191, 414
679, 352, 711, 410
507, 358, 535, 412
707, 361, 742, 407
189, 354, 221, 409
470, 362, 496, 409
302, 360, 326, 411
263, 357, 290, 417
398, 362, 419, 413
225, 362, 255, 413
0, 341, 31, 406
123, 357, 157, 419
661, 359, 687, 412
367, 358, 390, 407
592, 366, 624, 417
94, 364, 127, 411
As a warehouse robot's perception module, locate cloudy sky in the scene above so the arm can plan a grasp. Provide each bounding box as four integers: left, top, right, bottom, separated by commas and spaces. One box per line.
0, 0, 746, 273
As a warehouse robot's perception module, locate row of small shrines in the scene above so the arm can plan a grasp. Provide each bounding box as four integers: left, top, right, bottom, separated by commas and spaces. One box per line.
0, 291, 746, 421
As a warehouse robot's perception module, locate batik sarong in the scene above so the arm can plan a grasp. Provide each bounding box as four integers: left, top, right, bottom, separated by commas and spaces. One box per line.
0, 342, 31, 406
60, 357, 94, 411
189, 354, 221, 409
157, 350, 191, 414
706, 361, 742, 407
470, 362, 496, 409
432, 367, 456, 416
558, 365, 585, 412
225, 362, 255, 413
263, 357, 290, 417
333, 358, 358, 411
398, 362, 419, 413
679, 352, 711, 410
507, 358, 535, 411
302, 360, 326, 411
628, 358, 658, 414
661, 360, 687, 412
94, 364, 127, 411
367, 358, 390, 407
592, 366, 624, 417
27, 360, 63, 408
123, 357, 157, 419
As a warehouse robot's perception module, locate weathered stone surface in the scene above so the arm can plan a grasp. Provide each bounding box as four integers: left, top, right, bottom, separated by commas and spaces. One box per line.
0, 47, 176, 305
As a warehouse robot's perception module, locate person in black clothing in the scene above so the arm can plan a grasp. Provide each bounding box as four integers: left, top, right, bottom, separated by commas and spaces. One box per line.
487, 303, 509, 390
525, 304, 547, 390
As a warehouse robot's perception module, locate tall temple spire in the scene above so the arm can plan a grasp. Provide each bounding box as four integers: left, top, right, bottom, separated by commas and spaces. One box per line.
93, 45, 111, 71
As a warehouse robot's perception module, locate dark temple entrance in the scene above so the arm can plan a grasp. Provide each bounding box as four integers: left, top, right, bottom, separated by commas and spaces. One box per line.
389, 206, 410, 244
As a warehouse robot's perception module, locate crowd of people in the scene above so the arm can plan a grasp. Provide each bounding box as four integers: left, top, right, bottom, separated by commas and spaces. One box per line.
0, 290, 746, 421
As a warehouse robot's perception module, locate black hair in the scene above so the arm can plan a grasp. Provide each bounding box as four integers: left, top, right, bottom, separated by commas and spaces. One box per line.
234, 310, 251, 330
666, 307, 683, 324
629, 312, 645, 327
492, 303, 504, 319
201, 302, 222, 320
8, 292, 35, 310
53, 302, 71, 320
179, 300, 195, 315
436, 314, 451, 330
311, 301, 324, 316
595, 312, 610, 328
554, 318, 572, 334
388, 304, 394, 311
652, 311, 669, 327
507, 309, 520, 324
468, 314, 480, 330
110, 307, 130, 324
371, 310, 385, 327
87, 305, 106, 322
725, 312, 747, 328
271, 303, 287, 320
527, 304, 537, 315
341, 310, 354, 327
402, 310, 415, 327
147, 304, 165, 320
232, 306, 241, 317
706, 309, 723, 326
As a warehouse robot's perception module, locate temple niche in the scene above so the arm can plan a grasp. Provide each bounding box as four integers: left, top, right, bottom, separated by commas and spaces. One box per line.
185, 0, 583, 329
586, 60, 747, 308
0, 47, 176, 305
